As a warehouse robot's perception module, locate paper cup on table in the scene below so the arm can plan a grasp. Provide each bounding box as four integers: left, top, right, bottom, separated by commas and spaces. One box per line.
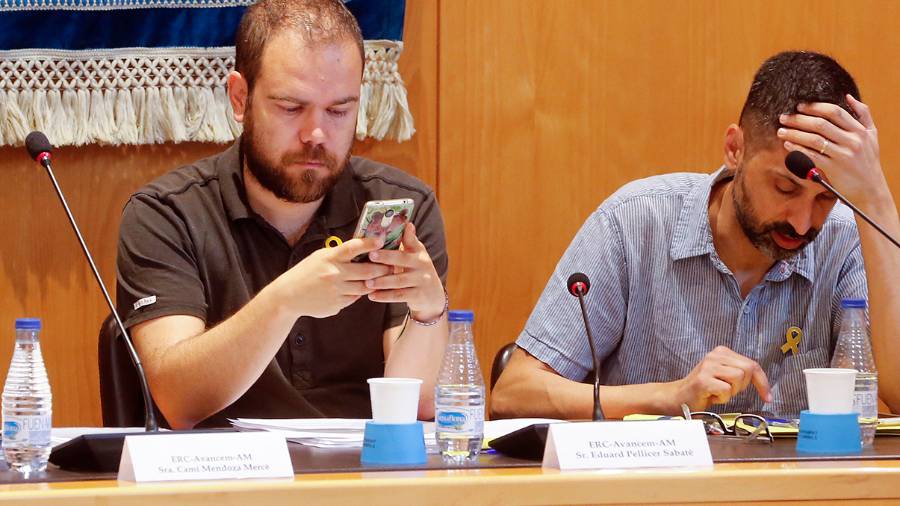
367, 378, 422, 424
803, 368, 857, 414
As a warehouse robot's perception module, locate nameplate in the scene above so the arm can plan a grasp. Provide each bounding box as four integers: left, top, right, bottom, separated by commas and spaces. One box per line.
542, 420, 712, 470
118, 432, 294, 482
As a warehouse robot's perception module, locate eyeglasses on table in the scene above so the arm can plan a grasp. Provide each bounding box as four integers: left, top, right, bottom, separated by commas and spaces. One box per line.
680, 404, 774, 444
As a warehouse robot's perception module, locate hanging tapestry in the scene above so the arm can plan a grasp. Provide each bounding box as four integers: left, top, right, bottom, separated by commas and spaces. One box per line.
0, 0, 412, 147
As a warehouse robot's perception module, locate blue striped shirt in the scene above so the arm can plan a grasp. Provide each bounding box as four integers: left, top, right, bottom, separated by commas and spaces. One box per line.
517, 167, 867, 418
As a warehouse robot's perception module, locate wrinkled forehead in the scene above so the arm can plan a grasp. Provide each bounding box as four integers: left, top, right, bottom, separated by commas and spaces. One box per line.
744, 144, 794, 179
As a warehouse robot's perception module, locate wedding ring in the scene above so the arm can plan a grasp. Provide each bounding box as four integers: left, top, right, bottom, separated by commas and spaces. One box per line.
819, 139, 829, 156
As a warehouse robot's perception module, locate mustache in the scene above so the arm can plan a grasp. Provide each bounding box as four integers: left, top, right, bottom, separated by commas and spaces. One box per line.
765, 221, 819, 242
282, 144, 333, 166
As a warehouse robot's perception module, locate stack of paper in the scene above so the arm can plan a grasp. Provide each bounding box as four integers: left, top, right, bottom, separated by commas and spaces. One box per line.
231, 417, 566, 451
230, 418, 438, 450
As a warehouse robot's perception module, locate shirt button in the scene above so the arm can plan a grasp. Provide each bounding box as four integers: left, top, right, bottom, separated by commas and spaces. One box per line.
295, 334, 306, 346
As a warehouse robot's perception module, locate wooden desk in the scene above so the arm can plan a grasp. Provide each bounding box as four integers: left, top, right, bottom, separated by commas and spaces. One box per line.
1, 459, 899, 505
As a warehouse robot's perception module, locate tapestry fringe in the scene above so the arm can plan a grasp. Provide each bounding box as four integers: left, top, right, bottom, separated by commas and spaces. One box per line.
0, 0, 255, 11
0, 85, 241, 146
0, 41, 414, 147
356, 40, 415, 142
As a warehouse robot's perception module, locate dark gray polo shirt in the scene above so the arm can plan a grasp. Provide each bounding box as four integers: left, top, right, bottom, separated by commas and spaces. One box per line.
116, 142, 448, 427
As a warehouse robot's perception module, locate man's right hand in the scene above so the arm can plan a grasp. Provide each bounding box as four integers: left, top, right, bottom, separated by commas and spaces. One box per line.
671, 345, 773, 412
272, 237, 391, 318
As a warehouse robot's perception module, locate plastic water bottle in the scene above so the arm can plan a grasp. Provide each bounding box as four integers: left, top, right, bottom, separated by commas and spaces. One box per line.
830, 299, 878, 447
435, 310, 484, 463
2, 318, 52, 474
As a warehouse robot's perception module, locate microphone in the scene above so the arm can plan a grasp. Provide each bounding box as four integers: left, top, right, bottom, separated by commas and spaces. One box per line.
785, 151, 900, 249
25, 132, 159, 471
25, 131, 53, 168
566, 272, 605, 422
488, 273, 607, 460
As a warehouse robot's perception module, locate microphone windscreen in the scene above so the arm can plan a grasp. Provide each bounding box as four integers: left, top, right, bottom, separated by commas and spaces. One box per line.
785, 151, 815, 180
566, 272, 590, 296
25, 131, 53, 161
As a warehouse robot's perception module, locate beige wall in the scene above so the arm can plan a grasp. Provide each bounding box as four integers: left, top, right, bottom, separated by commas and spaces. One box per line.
1, 0, 899, 424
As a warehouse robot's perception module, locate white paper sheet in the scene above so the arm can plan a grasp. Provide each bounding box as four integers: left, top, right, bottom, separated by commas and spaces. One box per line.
230, 417, 565, 452
230, 418, 438, 451
50, 426, 148, 448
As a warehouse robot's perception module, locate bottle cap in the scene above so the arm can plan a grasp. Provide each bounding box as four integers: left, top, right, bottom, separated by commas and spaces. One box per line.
448, 310, 474, 322
15, 318, 42, 330
840, 299, 867, 309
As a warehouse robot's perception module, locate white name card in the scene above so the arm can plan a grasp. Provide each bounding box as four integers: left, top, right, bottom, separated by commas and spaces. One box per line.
542, 420, 713, 470
118, 432, 294, 482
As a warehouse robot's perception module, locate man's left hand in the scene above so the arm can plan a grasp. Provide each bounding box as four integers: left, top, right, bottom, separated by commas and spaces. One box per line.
778, 95, 889, 206
365, 222, 445, 321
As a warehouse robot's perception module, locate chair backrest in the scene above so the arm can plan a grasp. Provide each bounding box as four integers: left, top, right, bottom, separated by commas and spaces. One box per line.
97, 314, 146, 427
490, 342, 518, 391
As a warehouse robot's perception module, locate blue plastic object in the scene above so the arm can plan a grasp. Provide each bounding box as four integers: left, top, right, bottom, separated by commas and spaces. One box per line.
360, 421, 427, 465
841, 298, 867, 309
796, 410, 862, 454
14, 318, 41, 330
448, 310, 474, 322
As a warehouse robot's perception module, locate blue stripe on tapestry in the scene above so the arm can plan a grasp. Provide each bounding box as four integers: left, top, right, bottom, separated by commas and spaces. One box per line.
0, 7, 245, 49
0, 0, 252, 8
345, 0, 404, 41
0, 0, 404, 50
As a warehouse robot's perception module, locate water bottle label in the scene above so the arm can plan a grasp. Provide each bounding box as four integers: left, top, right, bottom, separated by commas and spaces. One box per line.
854, 390, 878, 418
435, 405, 484, 436
2, 415, 51, 445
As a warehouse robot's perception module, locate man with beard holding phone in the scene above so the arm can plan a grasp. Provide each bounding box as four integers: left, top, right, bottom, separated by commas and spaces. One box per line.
492, 51, 900, 420
116, 0, 448, 429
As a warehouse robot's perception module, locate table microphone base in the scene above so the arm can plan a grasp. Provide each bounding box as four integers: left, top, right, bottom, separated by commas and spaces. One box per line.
49, 429, 235, 473
488, 423, 550, 461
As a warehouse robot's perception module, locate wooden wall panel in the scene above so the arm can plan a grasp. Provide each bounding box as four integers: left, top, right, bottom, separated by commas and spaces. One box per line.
6, 0, 900, 426
0, 143, 222, 426
438, 0, 900, 392
0, 0, 437, 426
355, 0, 438, 186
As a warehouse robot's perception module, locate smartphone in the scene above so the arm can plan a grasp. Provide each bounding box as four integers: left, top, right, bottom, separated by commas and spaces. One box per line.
352, 198, 415, 260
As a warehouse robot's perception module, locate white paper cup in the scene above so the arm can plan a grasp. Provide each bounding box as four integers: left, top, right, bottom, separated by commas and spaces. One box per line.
803, 368, 857, 414
367, 377, 422, 424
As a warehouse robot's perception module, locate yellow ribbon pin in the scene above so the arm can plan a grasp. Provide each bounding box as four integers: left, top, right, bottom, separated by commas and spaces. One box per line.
324, 236, 343, 249
781, 326, 802, 355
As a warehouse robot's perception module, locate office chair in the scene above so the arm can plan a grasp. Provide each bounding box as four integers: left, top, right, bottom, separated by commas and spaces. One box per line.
489, 342, 518, 391
97, 314, 147, 427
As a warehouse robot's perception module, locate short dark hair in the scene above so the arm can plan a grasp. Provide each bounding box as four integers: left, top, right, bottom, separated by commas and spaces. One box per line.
739, 51, 861, 152
234, 0, 364, 91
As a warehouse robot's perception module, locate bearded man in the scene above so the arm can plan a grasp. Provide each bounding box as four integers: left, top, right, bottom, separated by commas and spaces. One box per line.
116, 0, 448, 429
492, 51, 900, 419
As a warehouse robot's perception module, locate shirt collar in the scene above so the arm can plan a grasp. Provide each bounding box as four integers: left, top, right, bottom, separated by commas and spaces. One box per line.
769, 240, 816, 283
669, 166, 815, 283
218, 139, 363, 230
670, 167, 728, 262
